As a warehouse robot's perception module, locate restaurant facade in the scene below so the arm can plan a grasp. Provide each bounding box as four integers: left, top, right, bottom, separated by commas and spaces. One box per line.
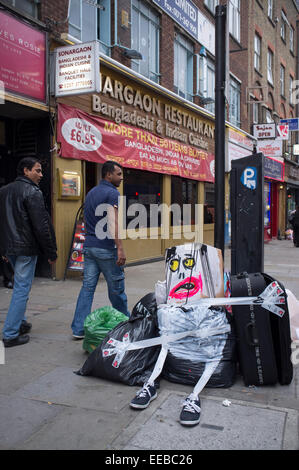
54, 53, 217, 279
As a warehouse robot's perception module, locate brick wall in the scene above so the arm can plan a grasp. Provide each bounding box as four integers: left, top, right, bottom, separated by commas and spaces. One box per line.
248, 0, 297, 129
40, 0, 69, 36
41, 0, 297, 133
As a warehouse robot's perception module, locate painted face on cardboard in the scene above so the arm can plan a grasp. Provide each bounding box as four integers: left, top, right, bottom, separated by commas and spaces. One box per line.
165, 243, 225, 304
166, 248, 203, 301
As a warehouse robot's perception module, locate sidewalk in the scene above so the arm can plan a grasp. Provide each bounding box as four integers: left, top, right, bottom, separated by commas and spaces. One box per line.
0, 239, 298, 450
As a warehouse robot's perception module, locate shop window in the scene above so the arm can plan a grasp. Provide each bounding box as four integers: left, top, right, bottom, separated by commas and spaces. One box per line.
174, 33, 194, 102
229, 77, 241, 128
280, 64, 285, 97
280, 12, 287, 42
267, 49, 273, 85
229, 0, 240, 42
198, 57, 215, 113
171, 177, 197, 225
131, 0, 160, 83
69, 0, 110, 55
265, 108, 273, 123
289, 76, 294, 106
267, 0, 273, 20
253, 101, 259, 124
204, 182, 215, 223
5, 0, 38, 17
290, 26, 294, 53
264, 182, 271, 227
254, 34, 261, 72
204, 0, 219, 14
123, 169, 162, 228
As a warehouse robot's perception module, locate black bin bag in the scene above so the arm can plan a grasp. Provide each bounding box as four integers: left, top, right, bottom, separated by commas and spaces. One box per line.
76, 293, 161, 386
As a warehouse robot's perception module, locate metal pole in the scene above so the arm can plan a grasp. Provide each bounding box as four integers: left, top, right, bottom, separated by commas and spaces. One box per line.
214, 5, 227, 257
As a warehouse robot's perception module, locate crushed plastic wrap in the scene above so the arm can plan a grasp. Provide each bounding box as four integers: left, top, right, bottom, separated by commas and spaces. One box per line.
158, 303, 237, 387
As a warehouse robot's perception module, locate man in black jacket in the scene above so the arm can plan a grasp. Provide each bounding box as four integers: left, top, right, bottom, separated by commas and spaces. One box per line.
0, 157, 57, 347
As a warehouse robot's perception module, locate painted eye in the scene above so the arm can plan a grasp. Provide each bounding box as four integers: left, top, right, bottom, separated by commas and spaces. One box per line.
183, 257, 195, 269
169, 259, 179, 272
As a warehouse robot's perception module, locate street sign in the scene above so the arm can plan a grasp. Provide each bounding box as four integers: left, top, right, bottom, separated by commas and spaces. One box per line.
293, 144, 299, 155
55, 41, 100, 97
280, 118, 299, 131
241, 167, 257, 190
253, 123, 276, 139
257, 139, 282, 157
277, 124, 289, 140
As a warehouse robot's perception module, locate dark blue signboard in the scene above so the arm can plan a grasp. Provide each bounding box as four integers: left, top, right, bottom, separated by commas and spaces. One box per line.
264, 156, 284, 181
153, 0, 198, 40
280, 118, 299, 131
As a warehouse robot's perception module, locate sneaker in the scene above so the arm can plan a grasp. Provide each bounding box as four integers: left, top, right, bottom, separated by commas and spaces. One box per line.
180, 396, 201, 426
130, 383, 157, 409
73, 334, 85, 340
19, 320, 32, 335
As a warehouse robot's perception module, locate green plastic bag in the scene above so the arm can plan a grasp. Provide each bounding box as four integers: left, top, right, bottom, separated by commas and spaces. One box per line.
83, 306, 128, 353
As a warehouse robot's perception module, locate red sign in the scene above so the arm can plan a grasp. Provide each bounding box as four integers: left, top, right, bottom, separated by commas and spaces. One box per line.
68, 219, 85, 271
0, 11, 46, 102
57, 103, 215, 182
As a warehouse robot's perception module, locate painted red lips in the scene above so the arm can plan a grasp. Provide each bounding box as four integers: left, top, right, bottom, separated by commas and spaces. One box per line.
169, 275, 203, 300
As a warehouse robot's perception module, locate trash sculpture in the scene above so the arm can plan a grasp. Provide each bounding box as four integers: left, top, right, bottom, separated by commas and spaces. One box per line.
101, 243, 287, 426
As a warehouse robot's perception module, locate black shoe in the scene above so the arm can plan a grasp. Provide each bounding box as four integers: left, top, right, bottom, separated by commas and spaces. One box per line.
19, 320, 32, 335
3, 280, 13, 289
180, 396, 201, 426
130, 383, 157, 409
3, 335, 30, 348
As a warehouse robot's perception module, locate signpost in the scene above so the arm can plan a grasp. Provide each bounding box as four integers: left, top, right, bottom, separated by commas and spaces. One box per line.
280, 118, 299, 132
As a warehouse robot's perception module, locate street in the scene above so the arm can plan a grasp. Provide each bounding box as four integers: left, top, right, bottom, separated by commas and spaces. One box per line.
0, 238, 298, 451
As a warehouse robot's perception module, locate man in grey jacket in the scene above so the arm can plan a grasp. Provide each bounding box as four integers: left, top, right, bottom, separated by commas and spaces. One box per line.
0, 157, 57, 347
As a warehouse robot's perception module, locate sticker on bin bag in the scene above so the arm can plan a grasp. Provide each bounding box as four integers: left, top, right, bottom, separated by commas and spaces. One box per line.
102, 333, 130, 368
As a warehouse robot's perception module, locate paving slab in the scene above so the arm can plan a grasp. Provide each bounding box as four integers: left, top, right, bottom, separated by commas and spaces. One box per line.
13, 366, 138, 413
0, 395, 65, 448
119, 394, 295, 451
17, 407, 135, 450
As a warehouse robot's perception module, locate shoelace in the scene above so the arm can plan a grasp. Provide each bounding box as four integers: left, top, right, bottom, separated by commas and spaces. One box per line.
182, 398, 201, 414
136, 383, 152, 398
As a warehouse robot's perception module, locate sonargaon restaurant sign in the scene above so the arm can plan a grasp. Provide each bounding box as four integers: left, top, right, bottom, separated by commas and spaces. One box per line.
92, 74, 215, 152
57, 103, 215, 182
0, 11, 46, 102
55, 41, 100, 97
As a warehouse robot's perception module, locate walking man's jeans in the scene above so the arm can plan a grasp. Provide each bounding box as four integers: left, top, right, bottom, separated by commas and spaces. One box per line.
71, 247, 130, 336
2, 255, 37, 340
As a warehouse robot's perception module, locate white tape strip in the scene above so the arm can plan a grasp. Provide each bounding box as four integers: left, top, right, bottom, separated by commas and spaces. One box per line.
147, 345, 169, 385
181, 281, 286, 317
192, 360, 220, 397
103, 324, 231, 368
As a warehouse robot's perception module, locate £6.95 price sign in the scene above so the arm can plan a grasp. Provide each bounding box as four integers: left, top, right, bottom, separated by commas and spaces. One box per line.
61, 117, 102, 153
